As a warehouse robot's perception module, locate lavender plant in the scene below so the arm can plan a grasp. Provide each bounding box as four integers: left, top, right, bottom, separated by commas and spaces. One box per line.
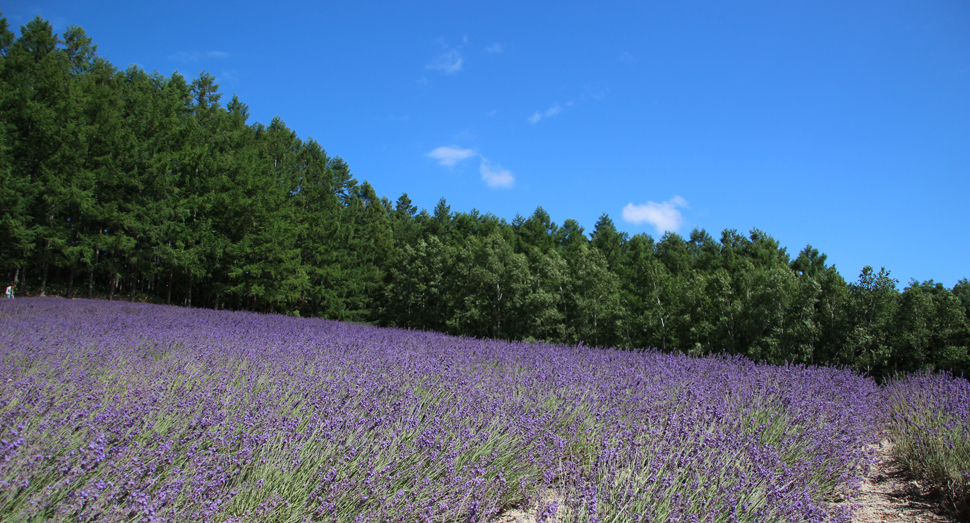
885, 371, 970, 516
0, 298, 881, 522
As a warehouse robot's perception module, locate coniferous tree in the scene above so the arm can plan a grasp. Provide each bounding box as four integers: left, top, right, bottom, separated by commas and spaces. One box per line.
590, 213, 626, 271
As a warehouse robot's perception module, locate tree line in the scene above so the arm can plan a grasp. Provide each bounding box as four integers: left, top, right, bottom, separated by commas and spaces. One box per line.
2, 15, 968, 378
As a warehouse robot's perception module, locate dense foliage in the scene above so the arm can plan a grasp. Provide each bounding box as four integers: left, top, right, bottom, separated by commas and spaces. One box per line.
0, 298, 885, 522
2, 14, 969, 378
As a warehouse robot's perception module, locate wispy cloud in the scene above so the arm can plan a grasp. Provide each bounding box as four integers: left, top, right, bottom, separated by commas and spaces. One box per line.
528, 85, 606, 125
220, 70, 239, 89
528, 103, 565, 125
13, 10, 68, 31
619, 51, 636, 64
583, 82, 610, 101
168, 50, 229, 63
427, 146, 475, 166
427, 45, 463, 74
622, 196, 689, 235
168, 51, 201, 62
485, 42, 504, 54
427, 147, 515, 188
479, 158, 514, 188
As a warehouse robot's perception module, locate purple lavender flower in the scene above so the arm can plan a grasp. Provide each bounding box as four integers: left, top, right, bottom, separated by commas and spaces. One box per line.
0, 298, 885, 522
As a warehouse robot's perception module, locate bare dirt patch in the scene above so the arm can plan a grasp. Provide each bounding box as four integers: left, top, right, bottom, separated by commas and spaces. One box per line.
850, 439, 964, 523
491, 491, 565, 523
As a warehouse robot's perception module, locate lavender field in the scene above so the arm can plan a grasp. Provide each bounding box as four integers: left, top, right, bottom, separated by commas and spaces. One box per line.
0, 298, 953, 522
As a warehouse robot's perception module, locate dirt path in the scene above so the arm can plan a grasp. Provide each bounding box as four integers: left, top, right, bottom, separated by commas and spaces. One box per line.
850, 439, 961, 523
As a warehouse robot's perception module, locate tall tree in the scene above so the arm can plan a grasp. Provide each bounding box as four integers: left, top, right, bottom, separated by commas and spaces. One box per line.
894, 281, 969, 375
4, 17, 73, 295
568, 242, 624, 347
618, 234, 677, 351
844, 266, 899, 375
516, 206, 557, 253
0, 14, 35, 290
590, 213, 625, 271
383, 236, 453, 331
450, 233, 530, 339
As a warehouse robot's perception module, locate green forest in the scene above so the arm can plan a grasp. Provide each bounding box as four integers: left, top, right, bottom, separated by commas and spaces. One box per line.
2, 14, 968, 378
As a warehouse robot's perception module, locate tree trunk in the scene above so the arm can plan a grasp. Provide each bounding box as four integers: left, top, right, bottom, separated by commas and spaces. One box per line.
185, 273, 192, 308
167, 271, 173, 305
88, 248, 99, 299
67, 264, 77, 298
40, 262, 49, 297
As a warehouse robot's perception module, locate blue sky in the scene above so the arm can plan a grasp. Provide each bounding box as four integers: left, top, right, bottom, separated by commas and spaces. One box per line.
6, 1, 970, 287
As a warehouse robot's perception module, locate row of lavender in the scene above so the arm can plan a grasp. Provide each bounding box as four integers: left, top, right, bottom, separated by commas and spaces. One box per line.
0, 298, 914, 521
885, 372, 970, 516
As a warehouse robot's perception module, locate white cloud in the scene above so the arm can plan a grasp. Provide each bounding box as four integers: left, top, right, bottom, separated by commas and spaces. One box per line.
528, 103, 565, 124
427, 146, 515, 188
479, 159, 514, 188
427, 146, 475, 166
427, 49, 463, 74
619, 51, 636, 64
622, 196, 689, 235
485, 42, 504, 54
208, 51, 230, 58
